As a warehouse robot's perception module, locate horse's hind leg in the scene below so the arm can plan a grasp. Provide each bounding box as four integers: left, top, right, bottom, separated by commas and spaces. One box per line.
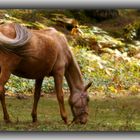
54, 70, 68, 124
0, 86, 10, 123
31, 78, 43, 123
0, 68, 11, 123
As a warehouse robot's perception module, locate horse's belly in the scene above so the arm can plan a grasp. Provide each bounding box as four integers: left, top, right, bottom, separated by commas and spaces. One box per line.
13, 60, 53, 79
13, 70, 50, 79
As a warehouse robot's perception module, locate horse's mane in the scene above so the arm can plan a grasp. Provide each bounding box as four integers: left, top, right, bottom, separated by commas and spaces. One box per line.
0, 23, 32, 56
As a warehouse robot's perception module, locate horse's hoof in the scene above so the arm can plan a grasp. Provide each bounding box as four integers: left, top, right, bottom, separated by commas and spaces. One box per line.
68, 120, 75, 126
64, 119, 68, 125
32, 117, 37, 123
32, 119, 38, 124
68, 118, 81, 126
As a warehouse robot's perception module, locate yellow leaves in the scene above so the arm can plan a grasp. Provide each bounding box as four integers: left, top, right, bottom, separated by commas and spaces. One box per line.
129, 85, 140, 95
113, 49, 131, 62
108, 86, 118, 94
107, 74, 124, 94
97, 62, 104, 69
105, 68, 113, 76
71, 27, 83, 36
22, 82, 27, 87
101, 48, 114, 54
98, 86, 105, 92
22, 22, 47, 29
108, 83, 124, 94
86, 66, 95, 73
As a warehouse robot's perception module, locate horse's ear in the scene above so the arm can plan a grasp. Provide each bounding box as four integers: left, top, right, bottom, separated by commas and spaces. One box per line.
84, 81, 92, 91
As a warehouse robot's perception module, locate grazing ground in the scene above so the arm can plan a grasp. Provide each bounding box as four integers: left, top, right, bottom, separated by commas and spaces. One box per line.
0, 94, 140, 131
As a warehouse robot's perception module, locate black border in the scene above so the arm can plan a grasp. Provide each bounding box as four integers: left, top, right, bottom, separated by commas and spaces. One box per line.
1, 132, 140, 139
0, 0, 140, 8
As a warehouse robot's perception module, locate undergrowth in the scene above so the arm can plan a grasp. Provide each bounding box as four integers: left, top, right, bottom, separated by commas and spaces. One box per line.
0, 9, 138, 96
5, 45, 140, 96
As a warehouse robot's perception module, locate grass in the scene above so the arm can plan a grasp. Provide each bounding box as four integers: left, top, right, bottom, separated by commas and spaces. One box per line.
0, 94, 140, 131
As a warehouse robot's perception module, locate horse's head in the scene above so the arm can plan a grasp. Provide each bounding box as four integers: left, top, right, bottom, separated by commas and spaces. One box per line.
69, 82, 92, 124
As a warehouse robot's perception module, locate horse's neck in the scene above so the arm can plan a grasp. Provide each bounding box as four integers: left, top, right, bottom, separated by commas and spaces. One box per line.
65, 54, 84, 95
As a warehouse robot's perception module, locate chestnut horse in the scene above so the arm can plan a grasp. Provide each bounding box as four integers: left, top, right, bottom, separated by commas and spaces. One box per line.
0, 23, 92, 124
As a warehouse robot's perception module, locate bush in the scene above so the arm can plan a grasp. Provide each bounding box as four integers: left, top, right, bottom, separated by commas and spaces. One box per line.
123, 21, 140, 41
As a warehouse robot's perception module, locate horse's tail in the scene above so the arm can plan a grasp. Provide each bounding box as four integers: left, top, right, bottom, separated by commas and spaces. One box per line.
0, 23, 32, 55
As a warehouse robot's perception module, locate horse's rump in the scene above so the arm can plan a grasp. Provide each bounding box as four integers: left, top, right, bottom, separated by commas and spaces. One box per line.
0, 23, 32, 54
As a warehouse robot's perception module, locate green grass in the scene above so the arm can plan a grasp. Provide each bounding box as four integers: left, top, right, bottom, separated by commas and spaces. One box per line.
0, 95, 140, 131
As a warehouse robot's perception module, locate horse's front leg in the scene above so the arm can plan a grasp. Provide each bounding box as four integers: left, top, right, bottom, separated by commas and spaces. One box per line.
0, 68, 11, 123
54, 71, 68, 124
31, 78, 43, 123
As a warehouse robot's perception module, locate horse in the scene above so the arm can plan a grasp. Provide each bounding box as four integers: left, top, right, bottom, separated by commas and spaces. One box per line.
0, 23, 92, 124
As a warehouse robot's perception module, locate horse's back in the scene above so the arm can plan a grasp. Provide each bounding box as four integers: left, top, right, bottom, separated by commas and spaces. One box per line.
0, 23, 71, 79
14, 30, 60, 78
15, 26, 70, 79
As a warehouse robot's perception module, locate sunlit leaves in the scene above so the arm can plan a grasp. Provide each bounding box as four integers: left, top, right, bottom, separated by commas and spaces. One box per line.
71, 45, 140, 95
